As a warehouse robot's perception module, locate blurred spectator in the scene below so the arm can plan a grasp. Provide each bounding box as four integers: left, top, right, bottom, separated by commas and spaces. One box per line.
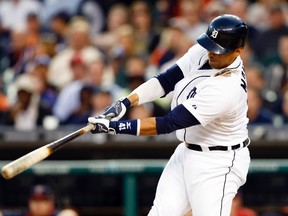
0, 91, 9, 112
2, 74, 51, 130
47, 16, 103, 90
168, 0, 207, 41
253, 4, 288, 66
26, 13, 44, 48
0, 184, 58, 216
52, 54, 88, 124
63, 85, 93, 125
281, 87, 288, 123
246, 66, 266, 92
57, 208, 79, 216
5, 29, 33, 77
240, 43, 258, 68
109, 25, 137, 87
0, 20, 11, 74
87, 59, 107, 87
26, 184, 57, 216
202, 0, 225, 23
120, 55, 167, 118
33, 39, 56, 65
149, 26, 188, 70
2, 26, 53, 87
247, 86, 276, 125
247, 0, 284, 31
76, 0, 105, 35
48, 10, 70, 53
93, 3, 129, 54
0, 0, 42, 31
91, 89, 114, 117
265, 35, 288, 97
149, 27, 176, 70
225, 0, 260, 50
40, 0, 105, 35
29, 55, 58, 113
152, 0, 175, 28
230, 192, 258, 216
129, 0, 160, 58
123, 55, 148, 91
159, 28, 194, 72
86, 59, 121, 100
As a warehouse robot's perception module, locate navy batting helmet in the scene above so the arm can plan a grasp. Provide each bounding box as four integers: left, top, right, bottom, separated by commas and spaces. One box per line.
197, 14, 248, 54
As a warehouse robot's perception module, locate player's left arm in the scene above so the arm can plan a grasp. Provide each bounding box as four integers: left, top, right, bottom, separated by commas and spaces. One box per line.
88, 104, 200, 136
99, 64, 185, 121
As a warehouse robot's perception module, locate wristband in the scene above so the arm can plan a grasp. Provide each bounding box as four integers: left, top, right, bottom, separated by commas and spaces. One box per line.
109, 119, 139, 135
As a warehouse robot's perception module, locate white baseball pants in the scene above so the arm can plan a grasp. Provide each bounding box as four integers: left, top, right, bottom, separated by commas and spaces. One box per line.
148, 142, 250, 216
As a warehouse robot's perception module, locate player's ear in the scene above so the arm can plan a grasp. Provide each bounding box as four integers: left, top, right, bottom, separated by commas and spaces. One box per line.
235, 47, 243, 55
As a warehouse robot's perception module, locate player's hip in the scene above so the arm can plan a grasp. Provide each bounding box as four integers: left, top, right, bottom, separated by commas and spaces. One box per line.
180, 142, 250, 184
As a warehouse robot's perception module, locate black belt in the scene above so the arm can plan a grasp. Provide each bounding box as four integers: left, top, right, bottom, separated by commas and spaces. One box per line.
186, 138, 250, 152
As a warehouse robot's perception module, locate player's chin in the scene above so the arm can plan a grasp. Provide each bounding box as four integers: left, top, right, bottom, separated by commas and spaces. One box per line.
209, 60, 220, 69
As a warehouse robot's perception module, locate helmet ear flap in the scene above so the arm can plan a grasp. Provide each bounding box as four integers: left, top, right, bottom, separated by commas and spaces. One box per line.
197, 14, 248, 54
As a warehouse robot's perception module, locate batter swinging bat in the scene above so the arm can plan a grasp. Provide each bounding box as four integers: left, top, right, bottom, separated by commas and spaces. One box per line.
1, 123, 95, 180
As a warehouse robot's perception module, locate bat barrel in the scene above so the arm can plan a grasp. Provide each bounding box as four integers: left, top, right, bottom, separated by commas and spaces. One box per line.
1, 146, 52, 179
1, 124, 95, 179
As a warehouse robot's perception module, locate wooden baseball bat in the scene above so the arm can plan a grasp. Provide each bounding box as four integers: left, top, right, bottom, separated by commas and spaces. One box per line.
1, 123, 95, 180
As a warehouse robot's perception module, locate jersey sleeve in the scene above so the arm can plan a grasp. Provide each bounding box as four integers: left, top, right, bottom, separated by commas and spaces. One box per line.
155, 44, 208, 96
176, 44, 207, 77
182, 78, 235, 126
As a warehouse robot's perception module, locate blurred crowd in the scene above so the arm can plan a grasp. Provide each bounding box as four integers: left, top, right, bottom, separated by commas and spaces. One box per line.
0, 184, 80, 216
0, 0, 287, 131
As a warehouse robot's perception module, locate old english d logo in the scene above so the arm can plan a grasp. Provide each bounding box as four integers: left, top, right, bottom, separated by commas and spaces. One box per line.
211, 29, 218, 38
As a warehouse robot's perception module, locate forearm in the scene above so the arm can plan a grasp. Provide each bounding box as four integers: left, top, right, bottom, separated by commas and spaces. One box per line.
127, 64, 184, 106
109, 104, 200, 136
128, 78, 165, 106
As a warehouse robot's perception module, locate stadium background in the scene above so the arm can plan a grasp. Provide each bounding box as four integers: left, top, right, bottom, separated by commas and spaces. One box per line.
0, 0, 288, 215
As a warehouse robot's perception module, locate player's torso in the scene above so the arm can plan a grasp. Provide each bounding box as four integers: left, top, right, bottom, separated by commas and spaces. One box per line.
171, 68, 216, 108
172, 61, 249, 146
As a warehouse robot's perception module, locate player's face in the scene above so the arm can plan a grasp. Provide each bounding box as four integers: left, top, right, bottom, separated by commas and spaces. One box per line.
208, 48, 242, 69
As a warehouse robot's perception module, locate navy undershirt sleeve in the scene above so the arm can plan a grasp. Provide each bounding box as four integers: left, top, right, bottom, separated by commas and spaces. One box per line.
156, 104, 200, 134
108, 104, 199, 136
155, 64, 184, 96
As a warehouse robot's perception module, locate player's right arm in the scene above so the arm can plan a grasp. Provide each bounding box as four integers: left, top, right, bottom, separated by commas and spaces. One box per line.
89, 103, 201, 136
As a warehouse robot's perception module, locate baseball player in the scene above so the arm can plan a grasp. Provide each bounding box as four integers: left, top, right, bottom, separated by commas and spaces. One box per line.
88, 14, 250, 216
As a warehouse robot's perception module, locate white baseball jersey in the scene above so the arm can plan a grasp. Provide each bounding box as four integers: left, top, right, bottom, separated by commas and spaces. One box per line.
148, 44, 251, 216
173, 44, 249, 147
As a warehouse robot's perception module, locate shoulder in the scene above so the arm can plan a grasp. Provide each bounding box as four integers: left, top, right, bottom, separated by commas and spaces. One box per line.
186, 44, 207, 59
176, 44, 208, 73
199, 71, 241, 94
